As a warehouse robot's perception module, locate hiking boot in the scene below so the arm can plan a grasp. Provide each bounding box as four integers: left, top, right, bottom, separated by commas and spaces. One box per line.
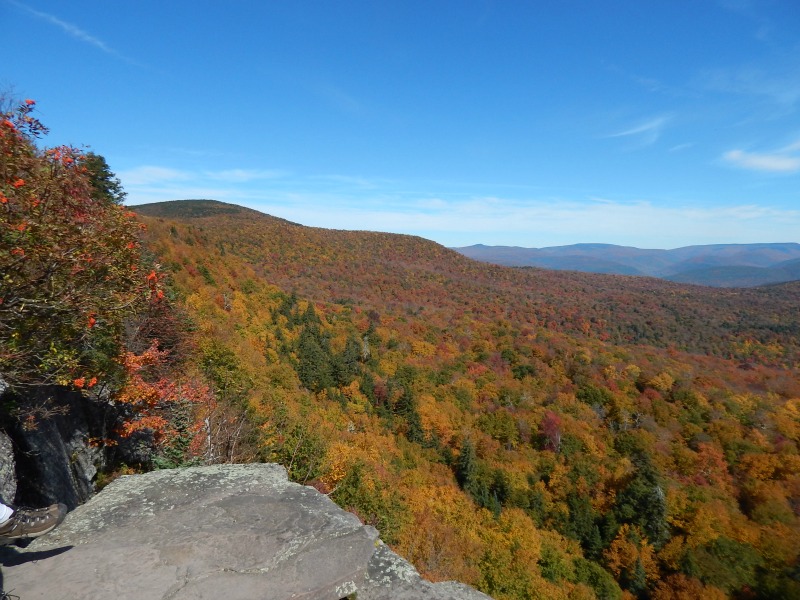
0, 503, 67, 544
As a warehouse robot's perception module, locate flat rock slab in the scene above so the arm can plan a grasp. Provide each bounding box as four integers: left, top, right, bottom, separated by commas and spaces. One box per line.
0, 464, 491, 600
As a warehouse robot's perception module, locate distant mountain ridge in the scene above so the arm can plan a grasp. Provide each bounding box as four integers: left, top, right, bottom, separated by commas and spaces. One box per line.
452, 242, 800, 287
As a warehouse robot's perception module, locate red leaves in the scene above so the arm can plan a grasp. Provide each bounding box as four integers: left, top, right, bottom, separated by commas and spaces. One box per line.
73, 376, 96, 389
145, 269, 165, 301
540, 410, 562, 453
120, 340, 168, 375
120, 415, 169, 438
12, 178, 25, 188
115, 341, 212, 445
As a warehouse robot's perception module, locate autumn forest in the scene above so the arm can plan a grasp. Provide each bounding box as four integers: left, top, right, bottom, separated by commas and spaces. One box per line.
2, 102, 800, 599
133, 199, 800, 600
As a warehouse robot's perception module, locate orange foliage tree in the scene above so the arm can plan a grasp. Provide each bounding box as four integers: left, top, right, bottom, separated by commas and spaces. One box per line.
114, 341, 210, 447
1, 99, 151, 389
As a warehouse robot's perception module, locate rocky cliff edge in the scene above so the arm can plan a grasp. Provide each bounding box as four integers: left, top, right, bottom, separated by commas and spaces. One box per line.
0, 463, 491, 600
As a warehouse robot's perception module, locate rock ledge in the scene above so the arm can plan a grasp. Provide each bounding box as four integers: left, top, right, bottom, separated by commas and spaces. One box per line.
1, 464, 490, 600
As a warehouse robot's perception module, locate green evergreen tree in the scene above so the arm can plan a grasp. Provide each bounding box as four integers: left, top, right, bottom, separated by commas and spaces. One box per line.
296, 327, 333, 392
83, 152, 126, 205
389, 366, 424, 443
567, 493, 603, 558
333, 335, 361, 386
614, 453, 669, 548
622, 558, 648, 598
456, 438, 477, 490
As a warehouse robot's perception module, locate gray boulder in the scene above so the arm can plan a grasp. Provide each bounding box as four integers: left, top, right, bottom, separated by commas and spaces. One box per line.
1, 464, 491, 600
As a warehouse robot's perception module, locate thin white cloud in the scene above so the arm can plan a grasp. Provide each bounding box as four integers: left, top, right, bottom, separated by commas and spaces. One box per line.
120, 166, 288, 186
702, 64, 800, 109
723, 149, 800, 173
118, 166, 192, 185
669, 143, 694, 153
260, 195, 800, 248
608, 118, 662, 138
310, 174, 397, 190
306, 81, 365, 115
122, 163, 800, 248
8, 0, 141, 65
606, 115, 671, 146
601, 62, 696, 99
716, 0, 776, 43
205, 169, 287, 182
778, 139, 800, 153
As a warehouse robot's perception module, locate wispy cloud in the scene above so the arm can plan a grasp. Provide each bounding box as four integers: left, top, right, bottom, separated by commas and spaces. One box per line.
205, 169, 287, 183
117, 166, 192, 185
716, 0, 776, 42
702, 64, 800, 110
306, 81, 365, 115
263, 195, 800, 249
119, 166, 288, 186
723, 147, 800, 173
310, 174, 397, 190
669, 143, 694, 153
778, 140, 800, 153
7, 0, 142, 65
123, 163, 800, 248
606, 115, 671, 146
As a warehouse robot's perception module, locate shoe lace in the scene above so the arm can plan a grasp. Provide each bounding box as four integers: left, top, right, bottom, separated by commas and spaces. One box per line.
13, 507, 49, 525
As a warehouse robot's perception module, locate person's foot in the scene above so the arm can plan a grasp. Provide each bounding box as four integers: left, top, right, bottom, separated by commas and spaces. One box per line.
0, 503, 67, 544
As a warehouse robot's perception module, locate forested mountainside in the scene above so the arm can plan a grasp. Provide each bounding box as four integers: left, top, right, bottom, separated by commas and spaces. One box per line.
454, 243, 800, 288
132, 199, 800, 600
136, 200, 800, 367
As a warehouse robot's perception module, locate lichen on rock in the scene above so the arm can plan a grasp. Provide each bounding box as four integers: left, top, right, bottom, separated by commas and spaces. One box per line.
0, 464, 491, 600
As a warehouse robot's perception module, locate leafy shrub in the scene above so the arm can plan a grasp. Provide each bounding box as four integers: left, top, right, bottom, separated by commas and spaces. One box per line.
1, 100, 153, 390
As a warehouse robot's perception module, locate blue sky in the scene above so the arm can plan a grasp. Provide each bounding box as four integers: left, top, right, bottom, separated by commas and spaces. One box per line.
3, 1, 799, 248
